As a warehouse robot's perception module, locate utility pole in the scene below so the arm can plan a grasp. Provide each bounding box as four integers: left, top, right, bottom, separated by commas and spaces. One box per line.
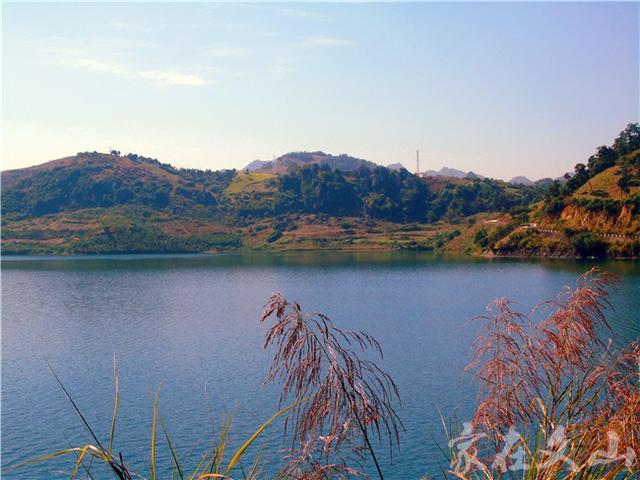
416, 149, 420, 175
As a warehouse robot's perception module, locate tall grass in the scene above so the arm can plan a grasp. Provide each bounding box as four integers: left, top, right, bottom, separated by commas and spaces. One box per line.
15, 362, 300, 480
11, 268, 638, 479
448, 268, 639, 479
13, 296, 401, 479
260, 293, 402, 479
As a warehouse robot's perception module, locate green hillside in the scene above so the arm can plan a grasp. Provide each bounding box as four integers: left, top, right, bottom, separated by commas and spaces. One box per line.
2, 124, 638, 257
1, 149, 549, 255
491, 124, 640, 258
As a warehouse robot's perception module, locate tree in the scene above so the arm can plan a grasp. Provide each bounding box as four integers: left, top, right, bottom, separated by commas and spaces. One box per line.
613, 123, 640, 155
474, 228, 489, 248
564, 163, 590, 193
613, 123, 640, 156
572, 232, 608, 258
587, 146, 618, 176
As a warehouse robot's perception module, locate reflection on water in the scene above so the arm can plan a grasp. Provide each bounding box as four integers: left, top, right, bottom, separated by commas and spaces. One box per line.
3, 251, 640, 274
2, 253, 639, 479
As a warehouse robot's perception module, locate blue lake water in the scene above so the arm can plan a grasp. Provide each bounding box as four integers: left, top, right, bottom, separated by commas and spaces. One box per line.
2, 252, 639, 479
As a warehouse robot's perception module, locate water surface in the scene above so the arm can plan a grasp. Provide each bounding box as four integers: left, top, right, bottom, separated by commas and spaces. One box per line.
2, 252, 639, 478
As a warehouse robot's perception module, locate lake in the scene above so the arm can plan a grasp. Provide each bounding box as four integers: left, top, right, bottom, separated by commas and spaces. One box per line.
2, 252, 639, 479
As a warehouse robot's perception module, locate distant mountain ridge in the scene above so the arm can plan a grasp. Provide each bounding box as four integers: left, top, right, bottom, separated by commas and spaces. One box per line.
244, 159, 271, 172
423, 166, 486, 180
509, 175, 534, 186
1, 149, 551, 255
425, 168, 557, 185
3, 122, 638, 258
244, 154, 536, 182
244, 151, 377, 174
6, 151, 549, 185
386, 162, 406, 171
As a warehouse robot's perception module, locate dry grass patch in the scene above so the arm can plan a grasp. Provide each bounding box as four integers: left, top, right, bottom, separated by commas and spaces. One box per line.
223, 172, 277, 195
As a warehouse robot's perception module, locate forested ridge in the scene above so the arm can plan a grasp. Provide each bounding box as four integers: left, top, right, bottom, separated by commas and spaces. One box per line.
2, 150, 545, 223
2, 124, 638, 256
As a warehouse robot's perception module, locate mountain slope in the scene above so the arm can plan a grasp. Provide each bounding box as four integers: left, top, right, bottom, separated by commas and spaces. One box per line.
6, 123, 638, 258
2, 152, 235, 219
243, 159, 271, 172
492, 147, 640, 258
423, 166, 486, 180
245, 151, 377, 174
1, 150, 549, 255
556, 160, 640, 234
509, 176, 534, 186
0, 152, 247, 254
386, 162, 406, 171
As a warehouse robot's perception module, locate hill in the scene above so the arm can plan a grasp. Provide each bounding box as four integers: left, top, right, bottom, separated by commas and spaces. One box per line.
243, 159, 272, 172
3, 126, 637, 258
386, 162, 406, 171
509, 176, 534, 186
1, 150, 548, 255
489, 124, 640, 258
423, 166, 486, 180
243, 151, 377, 174
1, 151, 235, 219
551, 155, 640, 235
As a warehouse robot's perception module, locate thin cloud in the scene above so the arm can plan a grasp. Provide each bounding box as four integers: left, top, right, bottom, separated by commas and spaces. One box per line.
303, 36, 353, 47
281, 8, 325, 19
55, 50, 212, 87
205, 46, 248, 58
270, 54, 305, 77
41, 36, 157, 52
268, 35, 353, 79
136, 69, 211, 87
110, 21, 130, 29
68, 57, 126, 75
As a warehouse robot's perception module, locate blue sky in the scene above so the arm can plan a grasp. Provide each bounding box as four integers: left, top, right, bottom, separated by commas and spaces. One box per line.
2, 2, 638, 180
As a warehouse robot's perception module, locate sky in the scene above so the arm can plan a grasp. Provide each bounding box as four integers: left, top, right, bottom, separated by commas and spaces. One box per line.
2, 2, 638, 180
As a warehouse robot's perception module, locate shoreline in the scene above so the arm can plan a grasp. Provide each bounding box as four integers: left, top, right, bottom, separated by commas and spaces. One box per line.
2, 246, 638, 261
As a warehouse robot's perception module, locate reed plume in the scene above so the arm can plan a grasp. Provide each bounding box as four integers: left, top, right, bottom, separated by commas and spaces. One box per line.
260, 293, 402, 479
457, 268, 639, 479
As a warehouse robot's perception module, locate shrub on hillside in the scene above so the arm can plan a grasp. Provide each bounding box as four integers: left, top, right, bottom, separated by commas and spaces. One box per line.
572, 232, 608, 258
